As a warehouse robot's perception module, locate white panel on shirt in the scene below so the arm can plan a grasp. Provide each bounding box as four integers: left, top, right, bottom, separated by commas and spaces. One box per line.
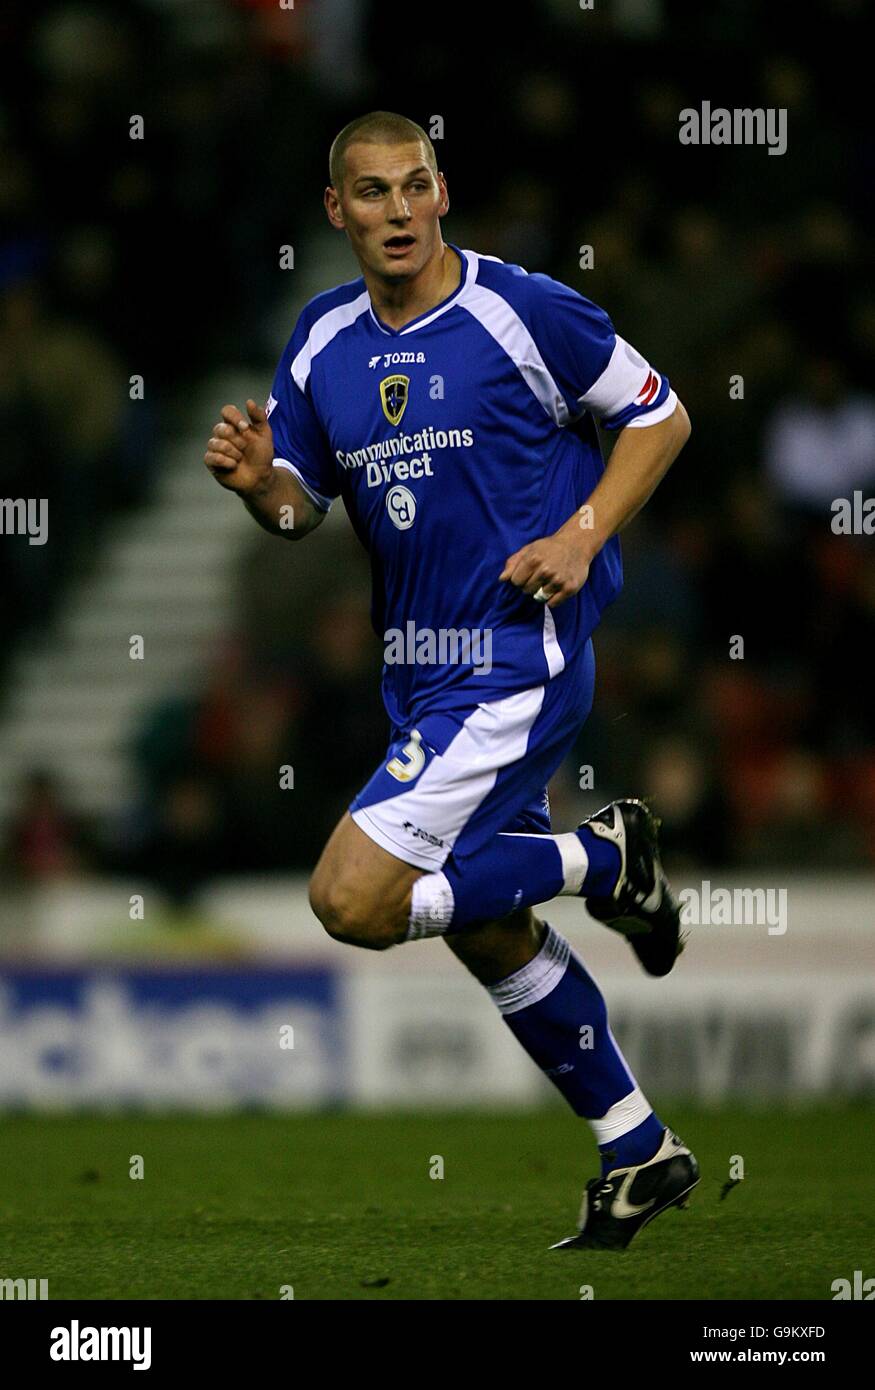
461, 284, 572, 427
290, 290, 371, 391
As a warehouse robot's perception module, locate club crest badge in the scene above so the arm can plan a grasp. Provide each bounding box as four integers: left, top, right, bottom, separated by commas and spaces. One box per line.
380, 374, 409, 426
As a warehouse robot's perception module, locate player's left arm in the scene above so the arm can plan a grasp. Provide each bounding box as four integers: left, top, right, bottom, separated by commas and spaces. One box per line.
500, 400, 691, 609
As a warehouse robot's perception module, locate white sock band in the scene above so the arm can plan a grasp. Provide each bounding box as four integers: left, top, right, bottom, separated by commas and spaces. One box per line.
497, 830, 589, 895
589, 1084, 653, 1146
553, 831, 589, 894
486, 924, 570, 1015
406, 871, 455, 940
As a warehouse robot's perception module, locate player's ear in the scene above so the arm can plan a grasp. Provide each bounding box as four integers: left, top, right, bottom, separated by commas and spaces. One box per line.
437, 173, 449, 217
324, 185, 345, 229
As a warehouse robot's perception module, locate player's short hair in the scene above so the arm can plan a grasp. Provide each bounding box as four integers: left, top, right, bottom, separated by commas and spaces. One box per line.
328, 112, 438, 191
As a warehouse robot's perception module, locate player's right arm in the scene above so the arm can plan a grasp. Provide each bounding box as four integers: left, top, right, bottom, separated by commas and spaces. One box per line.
204, 399, 326, 539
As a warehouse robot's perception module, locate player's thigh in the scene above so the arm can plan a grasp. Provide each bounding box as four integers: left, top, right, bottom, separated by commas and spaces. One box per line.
309, 811, 421, 945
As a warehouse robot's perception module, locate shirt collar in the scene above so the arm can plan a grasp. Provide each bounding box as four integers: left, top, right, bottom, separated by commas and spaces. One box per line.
367, 245, 474, 337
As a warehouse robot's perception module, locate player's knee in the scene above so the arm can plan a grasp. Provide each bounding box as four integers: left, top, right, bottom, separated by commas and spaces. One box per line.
308, 872, 402, 950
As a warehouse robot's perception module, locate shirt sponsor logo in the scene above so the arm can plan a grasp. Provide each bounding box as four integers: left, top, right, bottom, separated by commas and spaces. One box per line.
336, 427, 474, 472
386, 485, 417, 530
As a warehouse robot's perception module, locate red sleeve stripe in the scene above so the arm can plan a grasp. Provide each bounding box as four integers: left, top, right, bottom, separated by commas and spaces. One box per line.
636, 370, 660, 406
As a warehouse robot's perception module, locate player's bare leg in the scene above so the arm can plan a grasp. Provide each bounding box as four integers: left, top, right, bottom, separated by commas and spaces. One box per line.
309, 799, 683, 977
442, 906, 544, 983
310, 817, 546, 959
309, 813, 419, 949
310, 815, 547, 970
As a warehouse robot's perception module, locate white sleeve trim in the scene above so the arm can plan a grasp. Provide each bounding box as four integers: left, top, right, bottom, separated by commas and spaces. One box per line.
577, 334, 674, 425
272, 458, 334, 511
576, 334, 647, 417
623, 387, 679, 427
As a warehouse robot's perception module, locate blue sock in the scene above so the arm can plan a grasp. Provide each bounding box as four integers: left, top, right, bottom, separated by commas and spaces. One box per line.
486, 924, 663, 1171
412, 827, 620, 935
598, 1113, 666, 1175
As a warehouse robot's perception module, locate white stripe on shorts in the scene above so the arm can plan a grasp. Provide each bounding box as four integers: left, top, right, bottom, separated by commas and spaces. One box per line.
351, 684, 546, 870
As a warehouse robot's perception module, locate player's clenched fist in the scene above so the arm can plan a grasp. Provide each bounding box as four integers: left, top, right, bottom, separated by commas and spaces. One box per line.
500, 531, 592, 610
204, 399, 274, 497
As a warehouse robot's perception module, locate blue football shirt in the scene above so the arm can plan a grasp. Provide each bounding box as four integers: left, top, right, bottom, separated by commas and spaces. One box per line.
266, 246, 677, 729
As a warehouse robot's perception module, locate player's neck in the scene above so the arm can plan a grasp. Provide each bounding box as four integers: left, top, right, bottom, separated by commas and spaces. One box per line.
365, 243, 461, 332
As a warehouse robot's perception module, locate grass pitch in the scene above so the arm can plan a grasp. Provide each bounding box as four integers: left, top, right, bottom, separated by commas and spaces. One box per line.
0, 1106, 869, 1300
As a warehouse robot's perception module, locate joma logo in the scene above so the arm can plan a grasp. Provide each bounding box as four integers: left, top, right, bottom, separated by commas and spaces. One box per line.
369, 351, 425, 369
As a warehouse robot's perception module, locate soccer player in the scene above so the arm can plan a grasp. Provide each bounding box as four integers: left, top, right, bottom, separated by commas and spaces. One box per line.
205, 112, 698, 1249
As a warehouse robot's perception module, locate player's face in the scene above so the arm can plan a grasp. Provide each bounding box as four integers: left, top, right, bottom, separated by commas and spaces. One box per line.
326, 141, 448, 282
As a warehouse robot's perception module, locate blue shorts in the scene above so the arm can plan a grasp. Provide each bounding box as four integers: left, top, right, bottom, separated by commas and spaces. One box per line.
349, 639, 595, 870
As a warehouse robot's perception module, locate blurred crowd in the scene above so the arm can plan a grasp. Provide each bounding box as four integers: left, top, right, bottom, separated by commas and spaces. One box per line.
2, 0, 874, 896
